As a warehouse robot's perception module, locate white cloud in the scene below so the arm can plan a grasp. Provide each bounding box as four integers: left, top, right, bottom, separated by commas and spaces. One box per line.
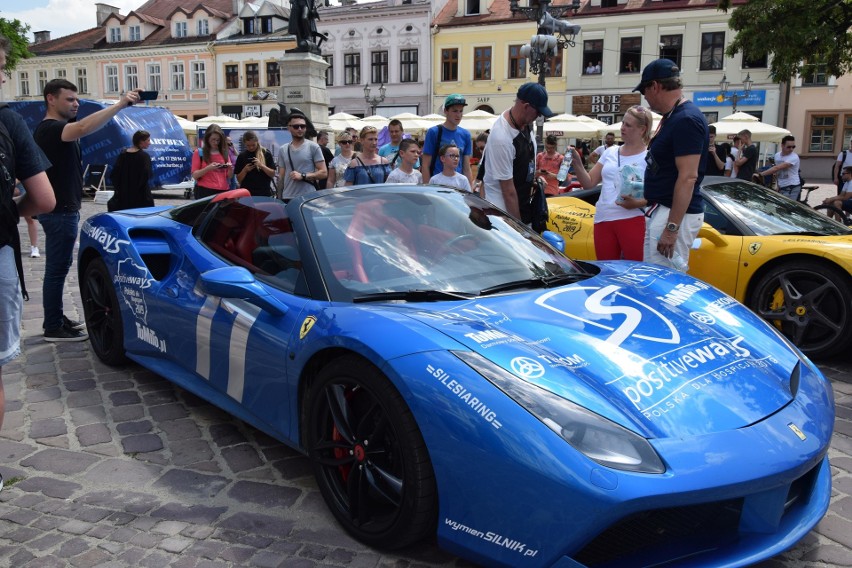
2, 0, 140, 42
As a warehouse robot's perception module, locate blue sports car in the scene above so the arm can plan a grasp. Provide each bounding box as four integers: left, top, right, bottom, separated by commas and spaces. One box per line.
78, 185, 834, 567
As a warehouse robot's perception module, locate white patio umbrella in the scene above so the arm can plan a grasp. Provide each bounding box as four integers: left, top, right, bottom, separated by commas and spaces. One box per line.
460, 109, 498, 132
361, 114, 391, 128
239, 116, 271, 128
599, 111, 663, 139
711, 112, 791, 143
172, 115, 197, 134
544, 114, 606, 137
389, 112, 433, 133
328, 113, 368, 132
195, 115, 243, 127
422, 113, 445, 124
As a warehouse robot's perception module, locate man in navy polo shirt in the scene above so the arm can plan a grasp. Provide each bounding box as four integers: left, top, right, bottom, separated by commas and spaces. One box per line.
634, 59, 707, 271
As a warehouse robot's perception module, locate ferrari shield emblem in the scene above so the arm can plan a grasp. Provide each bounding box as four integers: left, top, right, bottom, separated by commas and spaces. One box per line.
788, 423, 807, 441
748, 242, 762, 255
300, 316, 317, 340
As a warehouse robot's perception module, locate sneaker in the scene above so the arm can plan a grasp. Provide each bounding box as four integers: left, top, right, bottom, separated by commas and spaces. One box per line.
30, 246, 40, 258
0, 471, 4, 493
62, 315, 86, 331
44, 326, 88, 342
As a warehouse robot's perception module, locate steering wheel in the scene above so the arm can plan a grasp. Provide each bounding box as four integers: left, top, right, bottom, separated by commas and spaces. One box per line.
434, 234, 478, 261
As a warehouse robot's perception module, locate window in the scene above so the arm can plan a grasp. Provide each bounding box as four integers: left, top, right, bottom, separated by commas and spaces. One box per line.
124, 64, 139, 90
509, 45, 527, 79
583, 40, 603, 74
465, 0, 480, 15
105, 65, 119, 93
38, 70, 48, 93
843, 115, 852, 153
147, 63, 161, 91
267, 61, 280, 87
700, 32, 725, 71
802, 62, 828, 86
344, 53, 360, 85
547, 50, 563, 78
659, 35, 682, 68
197, 19, 209, 36
18, 72, 29, 96
742, 50, 767, 69
243, 17, 256, 35
442, 48, 458, 82
261, 16, 273, 34
323, 55, 333, 86
170, 62, 185, 91
473, 46, 492, 80
129, 25, 141, 41
225, 65, 239, 89
76, 68, 88, 94
808, 115, 835, 153
601, 0, 618, 6
620, 37, 641, 74
175, 22, 187, 38
192, 61, 206, 90
400, 49, 418, 83
371, 51, 388, 84
55, 69, 66, 80
246, 63, 259, 88
109, 27, 121, 42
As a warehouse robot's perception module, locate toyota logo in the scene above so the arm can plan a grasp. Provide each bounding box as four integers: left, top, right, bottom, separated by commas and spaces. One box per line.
689, 311, 716, 325
510, 357, 545, 379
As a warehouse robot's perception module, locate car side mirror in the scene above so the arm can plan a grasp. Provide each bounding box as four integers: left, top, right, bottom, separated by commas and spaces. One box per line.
199, 266, 289, 317
541, 230, 565, 253
697, 224, 728, 247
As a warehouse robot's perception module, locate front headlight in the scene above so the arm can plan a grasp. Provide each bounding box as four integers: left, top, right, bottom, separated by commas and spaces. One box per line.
453, 351, 665, 474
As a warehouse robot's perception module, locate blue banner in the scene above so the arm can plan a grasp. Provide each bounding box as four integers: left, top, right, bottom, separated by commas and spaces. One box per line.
10, 99, 193, 187
694, 90, 766, 107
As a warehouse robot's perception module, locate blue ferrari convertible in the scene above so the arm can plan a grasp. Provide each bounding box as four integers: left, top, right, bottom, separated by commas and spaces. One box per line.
78, 185, 834, 567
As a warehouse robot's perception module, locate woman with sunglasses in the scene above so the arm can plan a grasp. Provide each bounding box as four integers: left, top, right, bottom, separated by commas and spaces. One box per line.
234, 130, 275, 196
327, 133, 355, 188
570, 105, 653, 261
344, 126, 391, 186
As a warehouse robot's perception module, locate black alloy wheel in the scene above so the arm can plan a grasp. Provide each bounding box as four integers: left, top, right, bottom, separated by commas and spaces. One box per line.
81, 258, 128, 365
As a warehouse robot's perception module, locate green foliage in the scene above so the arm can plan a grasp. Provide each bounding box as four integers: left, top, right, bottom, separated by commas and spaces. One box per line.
0, 17, 33, 71
717, 0, 852, 82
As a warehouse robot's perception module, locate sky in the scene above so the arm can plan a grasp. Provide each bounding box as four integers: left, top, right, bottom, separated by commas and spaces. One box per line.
0, 0, 141, 41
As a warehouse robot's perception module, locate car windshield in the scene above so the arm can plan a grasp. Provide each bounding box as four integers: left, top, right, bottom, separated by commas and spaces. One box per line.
299, 186, 586, 302
706, 180, 852, 236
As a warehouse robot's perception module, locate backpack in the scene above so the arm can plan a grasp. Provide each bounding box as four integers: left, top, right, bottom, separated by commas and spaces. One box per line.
0, 103, 26, 300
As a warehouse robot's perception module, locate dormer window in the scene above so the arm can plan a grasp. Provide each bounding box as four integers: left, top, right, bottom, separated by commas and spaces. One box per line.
197, 19, 209, 36
175, 21, 187, 38
465, 0, 480, 15
244, 17, 256, 34
109, 27, 121, 42
129, 25, 141, 41
261, 16, 273, 34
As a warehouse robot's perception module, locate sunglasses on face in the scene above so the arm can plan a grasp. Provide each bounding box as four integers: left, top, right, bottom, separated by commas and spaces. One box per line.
339, 140, 352, 144
289, 124, 307, 129
785, 145, 796, 149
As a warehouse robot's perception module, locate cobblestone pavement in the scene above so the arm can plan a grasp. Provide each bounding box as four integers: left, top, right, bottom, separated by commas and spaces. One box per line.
0, 185, 850, 568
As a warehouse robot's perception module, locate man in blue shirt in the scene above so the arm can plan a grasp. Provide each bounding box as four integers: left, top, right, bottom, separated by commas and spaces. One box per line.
379, 119, 419, 169
634, 59, 707, 272
421, 94, 472, 182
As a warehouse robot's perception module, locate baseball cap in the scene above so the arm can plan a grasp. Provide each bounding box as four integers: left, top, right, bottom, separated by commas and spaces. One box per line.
517, 83, 554, 118
634, 58, 680, 93
444, 94, 467, 109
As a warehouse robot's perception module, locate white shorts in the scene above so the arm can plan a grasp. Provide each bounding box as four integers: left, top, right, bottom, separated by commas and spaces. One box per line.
644, 204, 704, 272
0, 246, 22, 366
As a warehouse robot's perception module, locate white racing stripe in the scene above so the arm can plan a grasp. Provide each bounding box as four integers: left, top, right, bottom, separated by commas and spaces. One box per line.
222, 299, 261, 403
195, 296, 219, 379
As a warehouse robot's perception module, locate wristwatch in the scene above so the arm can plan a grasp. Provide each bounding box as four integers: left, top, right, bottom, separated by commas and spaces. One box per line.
301, 172, 307, 181
665, 222, 680, 232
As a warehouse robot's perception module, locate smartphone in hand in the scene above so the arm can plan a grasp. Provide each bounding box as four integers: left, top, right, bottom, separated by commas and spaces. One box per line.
139, 91, 158, 101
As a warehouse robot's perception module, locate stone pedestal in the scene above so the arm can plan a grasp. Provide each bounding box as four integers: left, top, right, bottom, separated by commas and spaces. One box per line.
279, 53, 330, 130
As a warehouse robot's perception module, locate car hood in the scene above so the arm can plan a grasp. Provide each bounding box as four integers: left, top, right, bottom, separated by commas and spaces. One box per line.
399, 263, 801, 439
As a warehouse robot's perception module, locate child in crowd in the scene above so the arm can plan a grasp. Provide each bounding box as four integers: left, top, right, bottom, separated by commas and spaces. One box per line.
386, 139, 423, 184
429, 143, 471, 192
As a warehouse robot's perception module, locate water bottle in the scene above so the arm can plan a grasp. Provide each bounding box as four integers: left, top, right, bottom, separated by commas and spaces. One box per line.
671, 253, 689, 273
556, 149, 573, 183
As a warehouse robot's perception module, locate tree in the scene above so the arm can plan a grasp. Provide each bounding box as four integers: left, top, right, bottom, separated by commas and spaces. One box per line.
717, 0, 852, 82
0, 18, 33, 72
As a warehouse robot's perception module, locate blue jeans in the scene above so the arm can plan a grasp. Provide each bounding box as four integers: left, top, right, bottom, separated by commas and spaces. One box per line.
38, 211, 80, 330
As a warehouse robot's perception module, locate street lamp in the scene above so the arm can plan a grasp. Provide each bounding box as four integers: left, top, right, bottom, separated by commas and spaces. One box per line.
510, 0, 582, 143
363, 83, 386, 115
718, 73, 753, 113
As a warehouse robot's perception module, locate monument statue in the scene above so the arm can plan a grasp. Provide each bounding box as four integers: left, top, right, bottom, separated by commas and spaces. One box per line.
288, 0, 327, 54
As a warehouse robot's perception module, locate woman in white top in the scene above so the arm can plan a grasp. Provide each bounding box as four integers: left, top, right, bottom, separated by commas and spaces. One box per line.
326, 132, 356, 188
570, 105, 653, 261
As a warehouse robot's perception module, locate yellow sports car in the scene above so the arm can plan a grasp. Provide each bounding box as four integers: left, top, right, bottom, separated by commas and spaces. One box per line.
547, 176, 852, 358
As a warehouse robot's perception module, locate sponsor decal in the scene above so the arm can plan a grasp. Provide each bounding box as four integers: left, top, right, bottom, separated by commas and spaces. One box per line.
788, 423, 807, 441
464, 329, 541, 349
81, 221, 130, 254
115, 258, 153, 324
706, 295, 737, 313
535, 285, 680, 348
657, 281, 711, 308
426, 365, 502, 429
536, 352, 588, 370
299, 315, 317, 339
444, 518, 538, 558
610, 265, 669, 289
135, 322, 167, 353
748, 242, 762, 255
689, 311, 716, 325
510, 357, 545, 380
549, 206, 593, 240
417, 303, 511, 326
